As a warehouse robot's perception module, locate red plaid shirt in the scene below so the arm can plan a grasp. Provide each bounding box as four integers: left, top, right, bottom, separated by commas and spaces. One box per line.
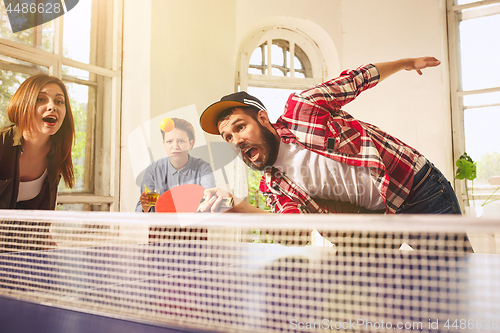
259, 64, 423, 214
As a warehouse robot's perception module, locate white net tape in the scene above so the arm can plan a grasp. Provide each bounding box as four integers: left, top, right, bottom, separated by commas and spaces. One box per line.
1, 211, 499, 332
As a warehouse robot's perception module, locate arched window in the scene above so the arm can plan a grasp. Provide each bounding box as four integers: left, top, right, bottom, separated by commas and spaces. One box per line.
249, 39, 312, 78
238, 27, 327, 122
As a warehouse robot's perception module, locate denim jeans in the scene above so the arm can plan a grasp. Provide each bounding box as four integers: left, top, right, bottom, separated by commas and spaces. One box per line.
396, 161, 461, 214
395, 161, 472, 252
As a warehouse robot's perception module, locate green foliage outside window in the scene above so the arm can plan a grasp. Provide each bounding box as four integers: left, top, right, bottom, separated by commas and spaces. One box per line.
61, 97, 87, 192
0, 71, 26, 127
247, 169, 270, 211
476, 152, 500, 185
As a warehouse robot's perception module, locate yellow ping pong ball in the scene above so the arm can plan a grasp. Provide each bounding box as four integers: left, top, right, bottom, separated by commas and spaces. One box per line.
160, 118, 175, 132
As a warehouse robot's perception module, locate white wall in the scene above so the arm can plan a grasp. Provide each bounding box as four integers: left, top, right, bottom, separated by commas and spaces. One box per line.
121, 0, 452, 212
339, 0, 452, 175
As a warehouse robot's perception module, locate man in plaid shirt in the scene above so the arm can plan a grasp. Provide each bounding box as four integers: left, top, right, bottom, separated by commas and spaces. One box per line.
198, 57, 461, 215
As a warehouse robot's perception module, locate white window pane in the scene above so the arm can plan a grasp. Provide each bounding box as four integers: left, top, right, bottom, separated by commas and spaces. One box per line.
248, 68, 263, 75
463, 92, 500, 108
456, 0, 483, 5
294, 56, 303, 70
62, 65, 90, 80
263, 44, 268, 66
63, 0, 92, 64
41, 19, 55, 53
459, 13, 500, 91
464, 106, 500, 184
249, 47, 262, 66
455, 0, 483, 5
271, 44, 283, 67
469, 199, 500, 217
476, 150, 500, 186
247, 87, 299, 123
286, 51, 291, 77
271, 67, 284, 76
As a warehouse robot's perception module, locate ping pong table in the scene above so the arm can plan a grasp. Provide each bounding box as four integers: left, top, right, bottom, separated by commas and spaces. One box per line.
1, 239, 500, 333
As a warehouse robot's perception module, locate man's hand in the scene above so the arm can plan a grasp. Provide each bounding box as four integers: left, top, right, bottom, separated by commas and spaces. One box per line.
375, 57, 441, 81
197, 187, 270, 213
197, 188, 234, 213
404, 57, 441, 75
140, 193, 152, 212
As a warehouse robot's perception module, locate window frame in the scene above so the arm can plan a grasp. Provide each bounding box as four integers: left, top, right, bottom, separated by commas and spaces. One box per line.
238, 27, 327, 92
447, 0, 500, 209
249, 39, 312, 78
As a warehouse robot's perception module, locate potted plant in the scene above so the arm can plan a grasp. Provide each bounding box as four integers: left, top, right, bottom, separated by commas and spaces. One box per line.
455, 152, 477, 207
456, 152, 500, 216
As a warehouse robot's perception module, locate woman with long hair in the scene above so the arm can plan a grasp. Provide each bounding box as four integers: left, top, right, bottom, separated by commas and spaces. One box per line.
0, 73, 75, 209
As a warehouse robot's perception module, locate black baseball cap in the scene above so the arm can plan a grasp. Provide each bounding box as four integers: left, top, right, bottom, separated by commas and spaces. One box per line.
200, 91, 267, 135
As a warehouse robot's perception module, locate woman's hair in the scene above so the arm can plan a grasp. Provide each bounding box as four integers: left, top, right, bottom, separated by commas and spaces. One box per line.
160, 117, 196, 146
7, 74, 75, 188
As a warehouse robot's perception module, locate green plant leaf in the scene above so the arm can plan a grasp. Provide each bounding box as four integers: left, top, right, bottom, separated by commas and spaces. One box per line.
455, 153, 477, 181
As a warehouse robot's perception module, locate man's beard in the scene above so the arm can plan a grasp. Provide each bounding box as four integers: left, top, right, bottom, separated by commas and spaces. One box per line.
240, 122, 279, 171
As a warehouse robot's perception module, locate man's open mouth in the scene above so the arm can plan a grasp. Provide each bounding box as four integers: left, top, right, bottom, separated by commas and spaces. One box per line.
243, 147, 260, 162
43, 116, 57, 124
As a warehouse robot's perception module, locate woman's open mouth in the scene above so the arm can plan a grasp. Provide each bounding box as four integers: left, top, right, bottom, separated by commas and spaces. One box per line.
42, 116, 57, 126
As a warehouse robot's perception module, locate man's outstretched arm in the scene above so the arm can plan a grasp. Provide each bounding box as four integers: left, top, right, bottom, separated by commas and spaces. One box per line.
374, 57, 441, 82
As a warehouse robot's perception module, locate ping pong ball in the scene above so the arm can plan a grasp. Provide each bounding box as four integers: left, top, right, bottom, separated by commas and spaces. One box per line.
160, 118, 175, 132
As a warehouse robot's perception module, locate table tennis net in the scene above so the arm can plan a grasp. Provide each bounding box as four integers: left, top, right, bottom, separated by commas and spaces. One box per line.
1, 211, 499, 333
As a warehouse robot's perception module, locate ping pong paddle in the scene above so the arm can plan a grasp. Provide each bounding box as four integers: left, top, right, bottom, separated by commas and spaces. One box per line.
155, 184, 232, 213
155, 184, 205, 213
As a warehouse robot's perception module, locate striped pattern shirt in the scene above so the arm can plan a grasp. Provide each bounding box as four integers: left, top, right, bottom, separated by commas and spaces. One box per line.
259, 64, 423, 214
